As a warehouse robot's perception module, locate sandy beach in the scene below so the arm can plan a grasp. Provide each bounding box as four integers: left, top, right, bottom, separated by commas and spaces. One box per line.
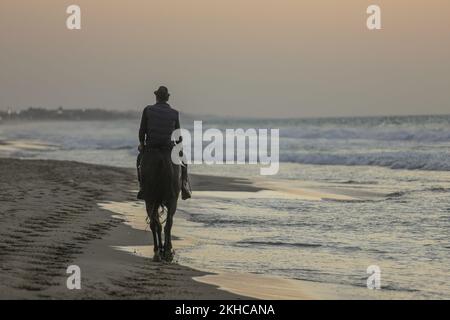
1, 155, 356, 300
0, 158, 251, 299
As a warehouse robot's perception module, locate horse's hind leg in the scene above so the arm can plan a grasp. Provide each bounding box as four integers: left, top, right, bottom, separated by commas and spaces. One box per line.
163, 199, 177, 261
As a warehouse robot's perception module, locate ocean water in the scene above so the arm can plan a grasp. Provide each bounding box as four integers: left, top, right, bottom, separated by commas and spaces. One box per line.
1, 115, 449, 299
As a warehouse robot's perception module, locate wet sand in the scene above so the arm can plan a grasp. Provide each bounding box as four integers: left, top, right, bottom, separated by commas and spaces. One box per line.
95, 169, 379, 300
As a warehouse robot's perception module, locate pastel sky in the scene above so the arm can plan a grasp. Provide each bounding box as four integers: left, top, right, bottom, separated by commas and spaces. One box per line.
0, 0, 449, 117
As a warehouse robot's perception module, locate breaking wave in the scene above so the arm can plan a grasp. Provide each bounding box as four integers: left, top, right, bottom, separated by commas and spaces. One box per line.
280, 127, 450, 143
280, 152, 450, 171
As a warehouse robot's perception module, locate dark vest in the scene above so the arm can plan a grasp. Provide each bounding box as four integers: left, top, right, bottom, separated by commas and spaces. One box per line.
141, 102, 179, 148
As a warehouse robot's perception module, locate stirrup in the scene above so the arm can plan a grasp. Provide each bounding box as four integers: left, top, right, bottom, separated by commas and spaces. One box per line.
152, 251, 162, 262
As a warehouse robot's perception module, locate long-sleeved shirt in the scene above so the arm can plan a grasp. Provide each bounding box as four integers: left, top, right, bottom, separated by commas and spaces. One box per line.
139, 102, 180, 149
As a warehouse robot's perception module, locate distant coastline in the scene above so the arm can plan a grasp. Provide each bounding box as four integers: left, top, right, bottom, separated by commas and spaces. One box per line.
0, 107, 139, 122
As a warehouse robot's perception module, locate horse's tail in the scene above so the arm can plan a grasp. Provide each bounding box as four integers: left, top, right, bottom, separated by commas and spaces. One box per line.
145, 203, 167, 226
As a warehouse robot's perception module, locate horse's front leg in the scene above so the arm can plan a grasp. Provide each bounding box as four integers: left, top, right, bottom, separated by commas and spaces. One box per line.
163, 200, 177, 261
146, 201, 163, 262
153, 207, 164, 258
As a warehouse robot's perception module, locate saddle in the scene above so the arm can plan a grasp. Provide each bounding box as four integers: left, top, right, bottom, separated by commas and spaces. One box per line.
136, 149, 191, 200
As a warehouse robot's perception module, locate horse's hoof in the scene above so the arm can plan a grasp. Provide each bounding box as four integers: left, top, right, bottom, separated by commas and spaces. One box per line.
163, 249, 175, 262
152, 252, 162, 262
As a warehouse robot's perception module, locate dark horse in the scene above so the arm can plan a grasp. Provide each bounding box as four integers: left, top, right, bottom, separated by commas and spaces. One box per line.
143, 155, 180, 262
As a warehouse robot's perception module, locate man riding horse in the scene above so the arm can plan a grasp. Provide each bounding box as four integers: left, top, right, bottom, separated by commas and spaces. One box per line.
138, 86, 190, 262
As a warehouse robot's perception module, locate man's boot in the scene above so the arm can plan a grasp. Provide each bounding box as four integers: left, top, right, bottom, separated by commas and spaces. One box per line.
181, 164, 191, 200
136, 150, 145, 200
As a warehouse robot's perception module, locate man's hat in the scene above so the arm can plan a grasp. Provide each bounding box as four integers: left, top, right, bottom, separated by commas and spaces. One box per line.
154, 86, 170, 99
